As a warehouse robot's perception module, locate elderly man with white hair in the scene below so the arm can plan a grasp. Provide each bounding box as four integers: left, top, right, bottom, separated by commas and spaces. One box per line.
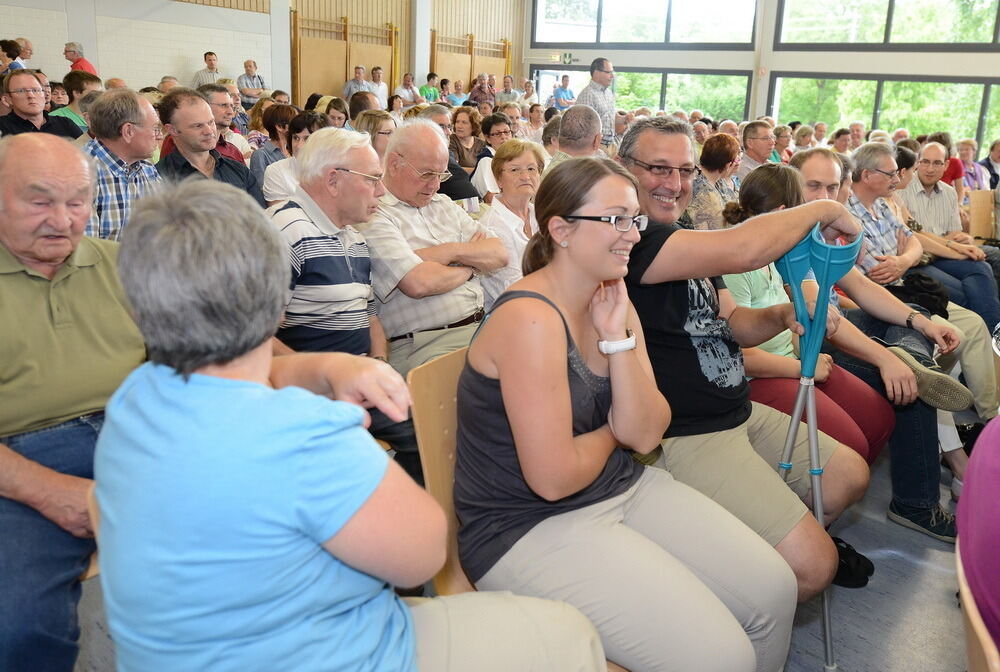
270, 127, 425, 483
361, 119, 508, 377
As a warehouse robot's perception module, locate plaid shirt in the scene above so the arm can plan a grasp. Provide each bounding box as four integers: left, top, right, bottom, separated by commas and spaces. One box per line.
846, 193, 912, 286
84, 139, 162, 240
575, 80, 615, 145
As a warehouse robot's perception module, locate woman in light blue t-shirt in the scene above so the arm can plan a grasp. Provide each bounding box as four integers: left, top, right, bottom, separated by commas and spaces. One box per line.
95, 177, 605, 672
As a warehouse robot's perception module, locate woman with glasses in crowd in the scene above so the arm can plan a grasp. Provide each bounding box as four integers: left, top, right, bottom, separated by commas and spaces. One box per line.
455, 157, 797, 672
353, 109, 396, 163
478, 139, 545, 308
471, 112, 514, 201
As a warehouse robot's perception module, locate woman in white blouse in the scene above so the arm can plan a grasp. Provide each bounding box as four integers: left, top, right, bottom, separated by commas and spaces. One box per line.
479, 139, 546, 308
262, 111, 332, 206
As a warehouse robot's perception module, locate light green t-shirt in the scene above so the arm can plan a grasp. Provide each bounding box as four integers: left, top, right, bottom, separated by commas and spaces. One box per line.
722, 263, 795, 359
0, 238, 146, 436
49, 105, 87, 131
419, 85, 440, 102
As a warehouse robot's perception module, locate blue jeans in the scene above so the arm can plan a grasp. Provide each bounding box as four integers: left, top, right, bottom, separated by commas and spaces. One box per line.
909, 259, 1000, 331
0, 415, 102, 672
828, 324, 941, 509
840, 305, 935, 357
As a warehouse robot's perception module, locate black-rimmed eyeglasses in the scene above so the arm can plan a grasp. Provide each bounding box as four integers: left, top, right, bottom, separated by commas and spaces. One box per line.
621, 155, 700, 180
564, 214, 649, 232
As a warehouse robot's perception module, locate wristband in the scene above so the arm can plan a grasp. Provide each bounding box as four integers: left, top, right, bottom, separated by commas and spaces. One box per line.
905, 309, 919, 330
598, 329, 636, 355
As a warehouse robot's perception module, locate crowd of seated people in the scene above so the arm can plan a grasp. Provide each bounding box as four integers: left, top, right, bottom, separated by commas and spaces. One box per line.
4, 41, 1000, 672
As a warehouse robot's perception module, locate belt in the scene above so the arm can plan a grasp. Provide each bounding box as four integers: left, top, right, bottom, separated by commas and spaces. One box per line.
388, 309, 485, 342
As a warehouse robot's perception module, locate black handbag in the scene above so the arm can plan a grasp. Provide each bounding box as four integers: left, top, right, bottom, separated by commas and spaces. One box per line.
884, 272, 950, 319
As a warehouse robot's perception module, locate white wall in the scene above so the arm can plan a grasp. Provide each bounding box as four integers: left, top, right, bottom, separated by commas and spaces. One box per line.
0, 1, 69, 81
0, 0, 289, 90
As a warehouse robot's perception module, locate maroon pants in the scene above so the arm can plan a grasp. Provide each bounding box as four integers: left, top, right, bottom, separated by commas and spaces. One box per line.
748, 364, 895, 464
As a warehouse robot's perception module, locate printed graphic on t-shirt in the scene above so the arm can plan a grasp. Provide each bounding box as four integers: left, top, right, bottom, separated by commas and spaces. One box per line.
683, 278, 744, 389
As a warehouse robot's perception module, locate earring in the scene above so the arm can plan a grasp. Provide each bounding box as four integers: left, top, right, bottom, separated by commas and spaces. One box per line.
559, 240, 568, 248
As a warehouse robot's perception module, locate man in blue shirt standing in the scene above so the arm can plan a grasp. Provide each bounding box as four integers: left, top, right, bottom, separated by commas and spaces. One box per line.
553, 74, 576, 111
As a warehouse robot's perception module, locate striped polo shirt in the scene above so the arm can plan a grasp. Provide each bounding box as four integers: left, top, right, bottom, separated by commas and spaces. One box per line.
272, 188, 375, 355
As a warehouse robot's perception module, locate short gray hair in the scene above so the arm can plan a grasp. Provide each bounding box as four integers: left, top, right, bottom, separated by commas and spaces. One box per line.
851, 142, 895, 181
77, 90, 104, 117
117, 180, 288, 377
296, 127, 373, 183
65, 41, 84, 56
618, 117, 694, 163
558, 105, 601, 150
419, 104, 450, 119
542, 117, 561, 148
386, 118, 446, 157
87, 89, 143, 140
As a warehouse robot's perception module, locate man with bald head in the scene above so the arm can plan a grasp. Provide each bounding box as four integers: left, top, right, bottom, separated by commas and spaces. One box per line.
83, 89, 163, 240
0, 134, 147, 670
543, 104, 603, 174
361, 119, 508, 377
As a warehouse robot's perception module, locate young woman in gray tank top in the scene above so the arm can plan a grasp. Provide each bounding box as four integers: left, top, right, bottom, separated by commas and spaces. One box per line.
453, 157, 798, 672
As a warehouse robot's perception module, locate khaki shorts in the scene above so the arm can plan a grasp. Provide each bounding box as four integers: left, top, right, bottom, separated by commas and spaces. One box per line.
651, 402, 837, 547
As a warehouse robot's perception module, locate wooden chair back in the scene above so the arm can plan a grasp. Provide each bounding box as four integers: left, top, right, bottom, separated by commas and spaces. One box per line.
407, 347, 475, 596
957, 540, 1000, 672
969, 189, 995, 241
81, 483, 100, 580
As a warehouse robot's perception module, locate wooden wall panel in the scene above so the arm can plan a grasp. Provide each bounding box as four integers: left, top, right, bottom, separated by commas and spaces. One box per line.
296, 37, 347, 106
295, 0, 410, 82
474, 55, 508, 84
435, 52, 473, 90
173, 0, 269, 13
432, 0, 524, 81
348, 43, 393, 85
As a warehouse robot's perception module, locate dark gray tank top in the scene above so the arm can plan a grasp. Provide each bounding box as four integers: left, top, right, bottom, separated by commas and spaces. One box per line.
454, 290, 643, 582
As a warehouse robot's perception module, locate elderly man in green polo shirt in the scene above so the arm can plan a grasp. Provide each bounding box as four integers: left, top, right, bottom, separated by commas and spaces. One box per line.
0, 134, 413, 671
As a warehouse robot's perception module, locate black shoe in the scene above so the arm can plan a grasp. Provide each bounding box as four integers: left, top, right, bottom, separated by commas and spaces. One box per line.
831, 536, 874, 588
887, 501, 957, 543
886, 346, 974, 412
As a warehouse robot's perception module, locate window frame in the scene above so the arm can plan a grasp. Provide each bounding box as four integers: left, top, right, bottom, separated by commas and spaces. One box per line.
530, 0, 757, 50
773, 0, 1000, 51
767, 70, 1000, 148
529, 64, 753, 121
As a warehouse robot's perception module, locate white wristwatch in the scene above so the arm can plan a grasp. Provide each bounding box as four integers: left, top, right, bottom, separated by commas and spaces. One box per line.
598, 329, 636, 355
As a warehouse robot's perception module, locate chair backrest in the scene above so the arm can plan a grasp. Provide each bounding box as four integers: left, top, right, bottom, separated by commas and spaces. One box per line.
407, 347, 475, 596
957, 540, 1000, 672
80, 483, 100, 580
970, 189, 995, 241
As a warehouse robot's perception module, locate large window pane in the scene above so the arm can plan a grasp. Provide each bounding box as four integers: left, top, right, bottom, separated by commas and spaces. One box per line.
890, 0, 998, 43
670, 0, 755, 43
600, 1, 667, 43
614, 72, 663, 111
772, 77, 877, 130
534, 69, 591, 107
983, 87, 1000, 156
878, 81, 983, 140
535, 0, 598, 42
665, 73, 748, 122
780, 0, 889, 43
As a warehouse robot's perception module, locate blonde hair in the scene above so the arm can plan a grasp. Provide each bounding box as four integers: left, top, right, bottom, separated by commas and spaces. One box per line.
491, 138, 546, 181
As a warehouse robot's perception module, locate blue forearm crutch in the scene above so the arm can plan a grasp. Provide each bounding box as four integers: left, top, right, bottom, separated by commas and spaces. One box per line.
774, 224, 862, 672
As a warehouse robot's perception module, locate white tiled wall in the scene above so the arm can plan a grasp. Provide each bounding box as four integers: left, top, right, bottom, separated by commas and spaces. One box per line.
0, 5, 70, 81
96, 16, 272, 91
